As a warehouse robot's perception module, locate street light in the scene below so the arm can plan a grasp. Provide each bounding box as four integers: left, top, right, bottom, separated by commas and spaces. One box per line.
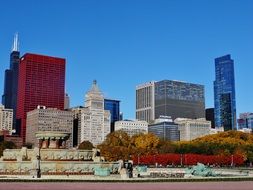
180, 154, 183, 166
231, 154, 234, 167
36, 142, 41, 178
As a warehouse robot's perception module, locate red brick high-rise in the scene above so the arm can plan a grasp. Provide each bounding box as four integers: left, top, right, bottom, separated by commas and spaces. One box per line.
16, 53, 65, 143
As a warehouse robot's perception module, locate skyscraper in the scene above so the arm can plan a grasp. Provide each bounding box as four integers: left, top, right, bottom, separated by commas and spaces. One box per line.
2, 33, 20, 131
16, 53, 65, 143
136, 81, 155, 123
136, 80, 205, 123
214, 54, 236, 130
104, 98, 120, 132
81, 80, 110, 145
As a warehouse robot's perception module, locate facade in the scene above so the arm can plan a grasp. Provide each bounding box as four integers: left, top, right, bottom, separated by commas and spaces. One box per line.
237, 113, 253, 130
26, 106, 73, 148
104, 98, 120, 132
174, 118, 211, 141
205, 108, 215, 128
155, 80, 205, 120
209, 127, 224, 135
136, 80, 205, 123
115, 120, 148, 137
214, 54, 236, 130
0, 105, 13, 135
148, 116, 180, 141
136, 81, 155, 123
81, 81, 111, 146
64, 93, 70, 109
2, 33, 20, 131
16, 53, 65, 144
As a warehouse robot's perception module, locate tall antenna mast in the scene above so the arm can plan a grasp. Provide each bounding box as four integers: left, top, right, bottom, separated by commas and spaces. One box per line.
12, 32, 19, 52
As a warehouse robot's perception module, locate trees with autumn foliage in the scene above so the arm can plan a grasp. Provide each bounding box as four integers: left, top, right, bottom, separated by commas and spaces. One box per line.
98, 130, 253, 166
98, 130, 159, 161
173, 131, 253, 160
97, 130, 131, 161
78, 140, 94, 150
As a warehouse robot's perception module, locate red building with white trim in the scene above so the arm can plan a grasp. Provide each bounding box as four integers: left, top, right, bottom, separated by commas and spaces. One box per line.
16, 53, 65, 144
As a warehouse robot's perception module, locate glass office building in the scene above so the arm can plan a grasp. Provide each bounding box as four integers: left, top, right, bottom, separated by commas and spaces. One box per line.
148, 121, 180, 141
214, 54, 236, 130
154, 80, 205, 120
104, 99, 120, 132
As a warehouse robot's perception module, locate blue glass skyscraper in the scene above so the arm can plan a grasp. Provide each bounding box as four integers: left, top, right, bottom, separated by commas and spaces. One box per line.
104, 99, 120, 132
214, 54, 236, 131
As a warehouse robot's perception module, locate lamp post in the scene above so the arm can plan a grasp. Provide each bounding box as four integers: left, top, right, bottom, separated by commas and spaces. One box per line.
180, 153, 183, 166
154, 154, 157, 168
231, 154, 234, 167
36, 140, 41, 178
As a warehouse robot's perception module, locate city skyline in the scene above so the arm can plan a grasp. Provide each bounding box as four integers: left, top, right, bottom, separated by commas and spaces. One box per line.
0, 0, 253, 119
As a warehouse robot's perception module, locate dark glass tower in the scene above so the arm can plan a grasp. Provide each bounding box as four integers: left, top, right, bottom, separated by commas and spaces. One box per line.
154, 80, 205, 120
214, 54, 236, 131
104, 99, 120, 132
2, 33, 20, 132
205, 108, 215, 128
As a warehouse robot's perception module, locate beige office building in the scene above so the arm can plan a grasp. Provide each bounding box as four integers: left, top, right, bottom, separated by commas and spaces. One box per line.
115, 120, 148, 137
26, 106, 73, 147
64, 93, 70, 109
136, 81, 155, 123
81, 80, 110, 146
0, 104, 13, 135
174, 118, 211, 141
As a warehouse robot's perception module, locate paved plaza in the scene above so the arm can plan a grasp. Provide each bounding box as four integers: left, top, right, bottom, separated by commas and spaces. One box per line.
0, 182, 253, 190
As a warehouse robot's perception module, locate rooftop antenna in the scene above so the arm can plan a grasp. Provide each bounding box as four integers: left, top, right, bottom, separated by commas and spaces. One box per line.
12, 32, 19, 52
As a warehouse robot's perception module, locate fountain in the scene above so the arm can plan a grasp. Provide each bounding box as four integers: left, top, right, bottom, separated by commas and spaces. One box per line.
0, 132, 119, 176
185, 163, 217, 177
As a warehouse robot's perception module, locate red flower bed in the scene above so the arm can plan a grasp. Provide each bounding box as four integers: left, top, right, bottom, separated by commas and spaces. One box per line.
132, 153, 244, 166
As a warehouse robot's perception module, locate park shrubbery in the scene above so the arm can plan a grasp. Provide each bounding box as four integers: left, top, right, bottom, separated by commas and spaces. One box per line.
98, 130, 253, 166
131, 153, 244, 166
0, 141, 16, 157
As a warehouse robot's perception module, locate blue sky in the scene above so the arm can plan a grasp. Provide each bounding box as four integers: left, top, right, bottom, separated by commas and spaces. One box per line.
0, 0, 252, 119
